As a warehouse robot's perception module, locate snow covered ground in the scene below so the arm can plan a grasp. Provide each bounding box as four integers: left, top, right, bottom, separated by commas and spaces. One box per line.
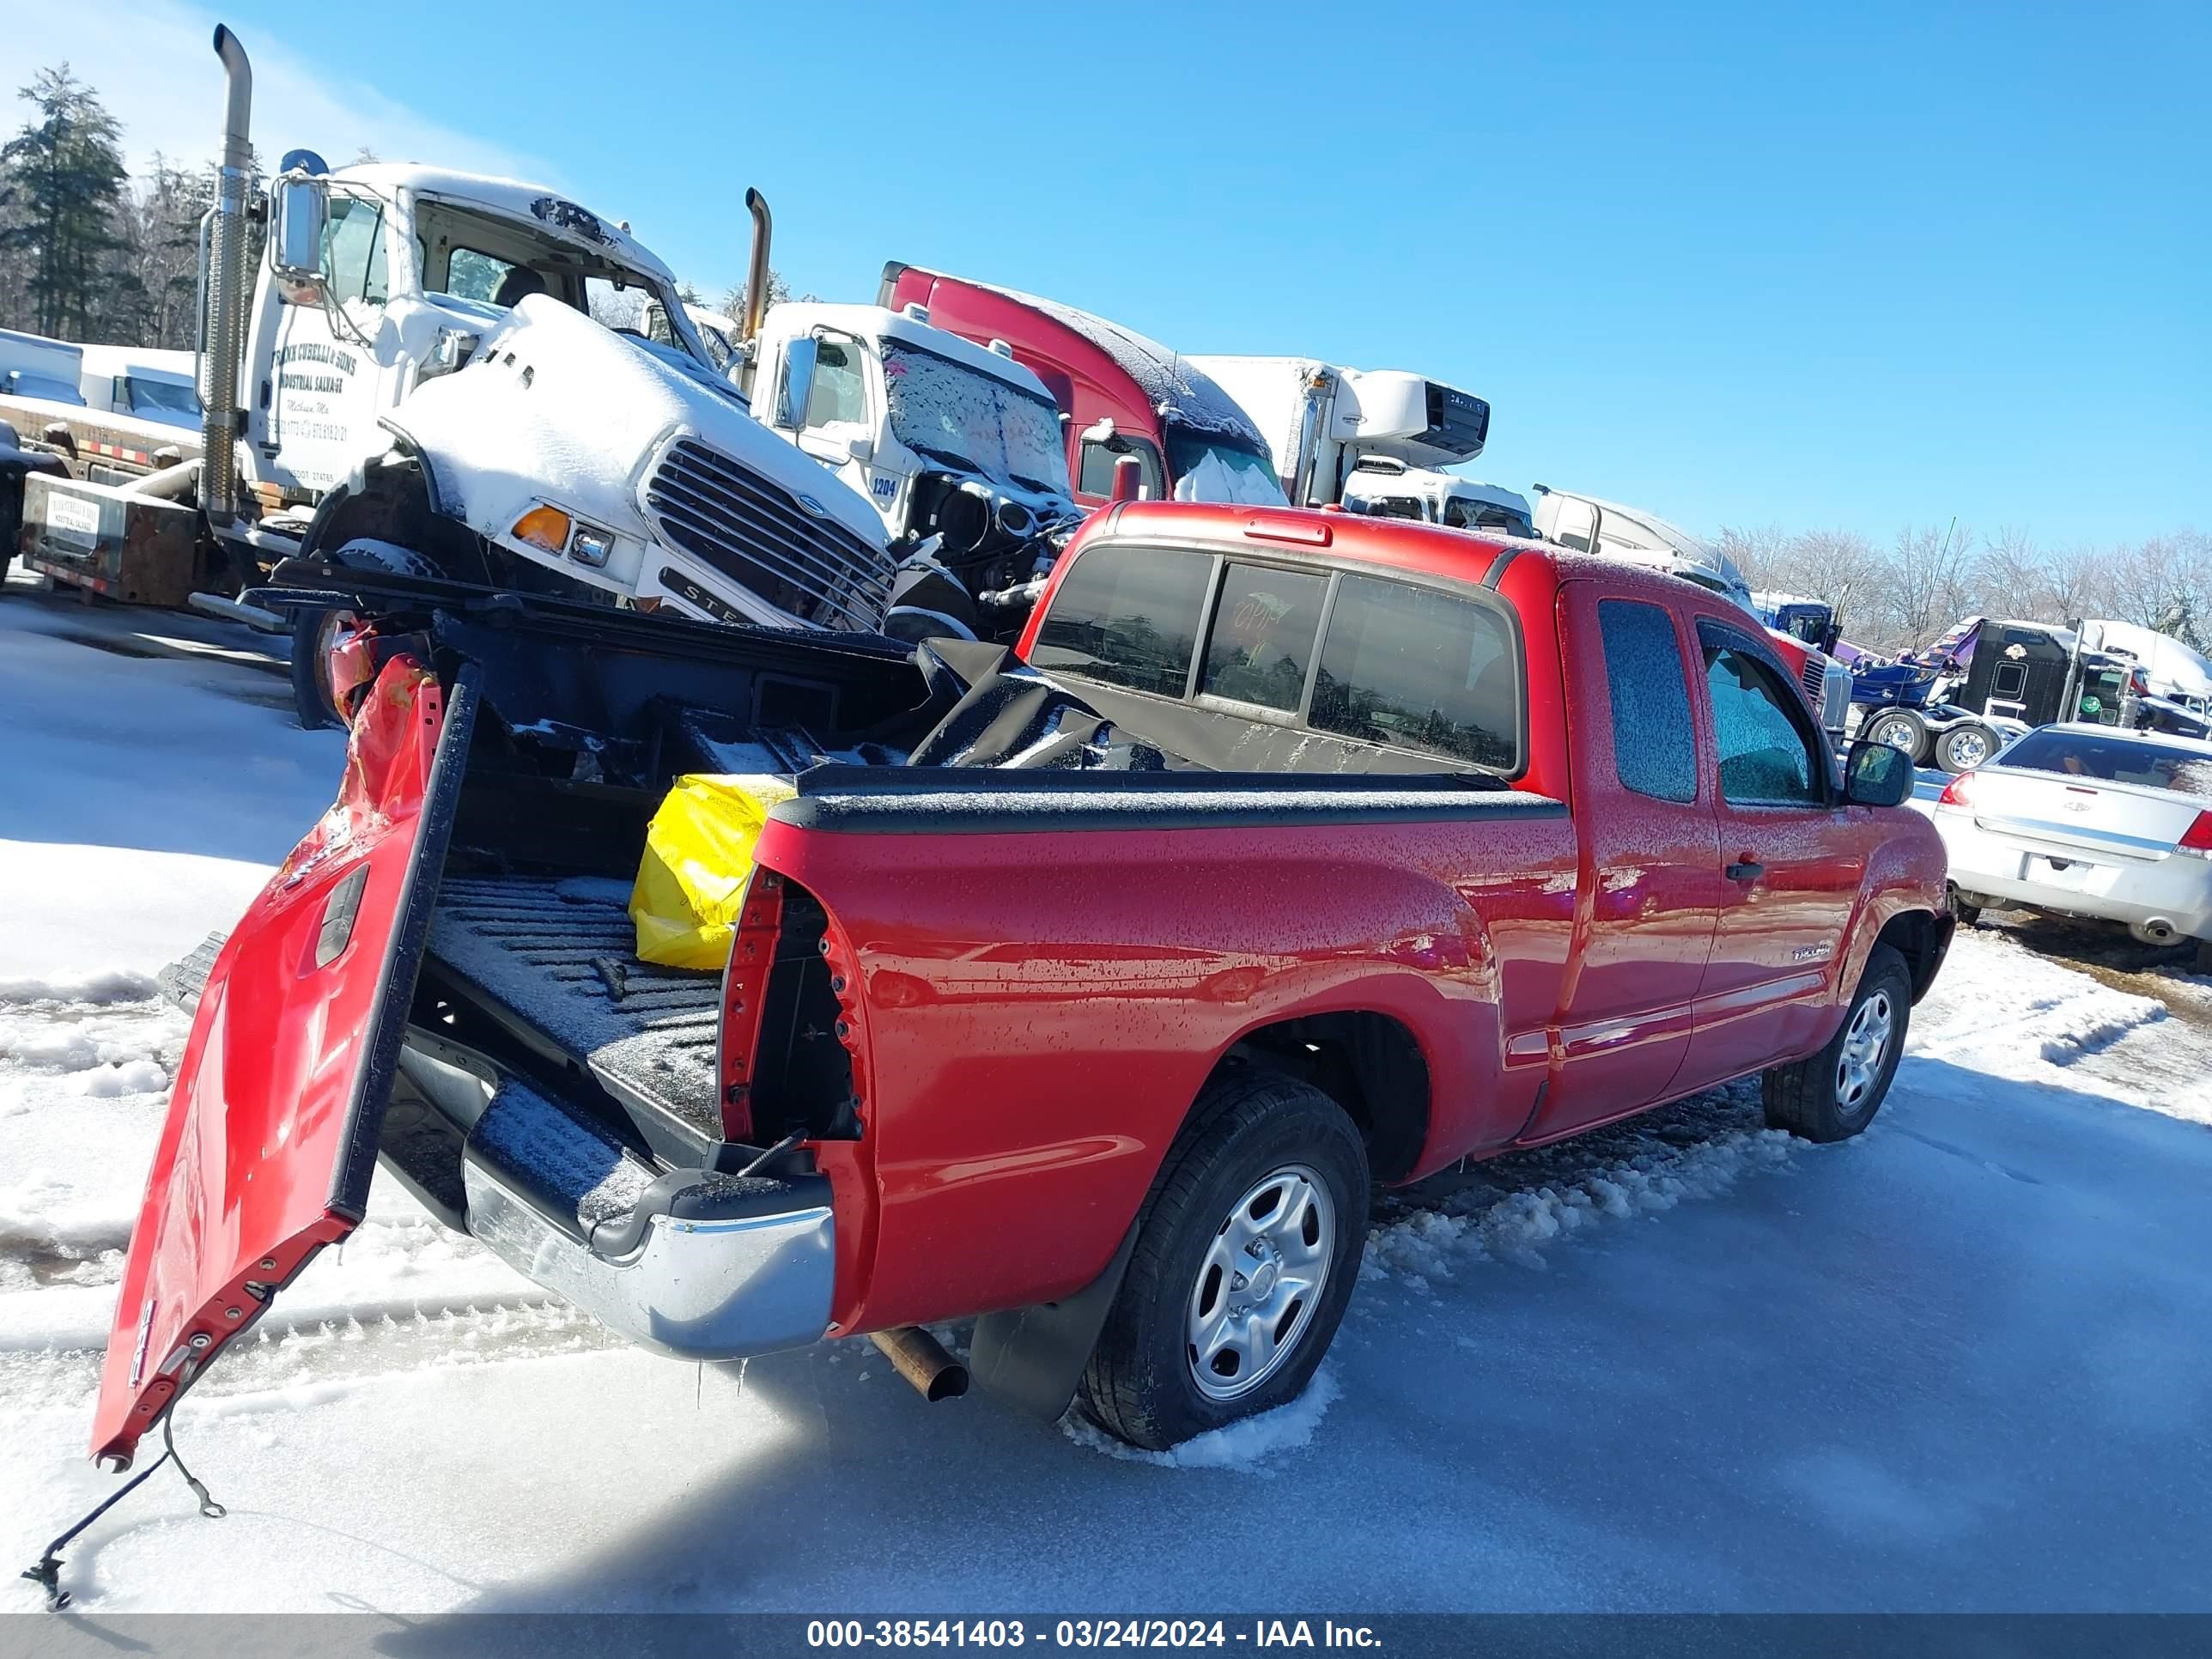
3, 573, 2210, 1614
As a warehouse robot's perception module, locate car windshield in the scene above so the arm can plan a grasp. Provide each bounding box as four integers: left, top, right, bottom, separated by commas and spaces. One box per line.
2001, 730, 2212, 800
1167, 434, 1286, 506
882, 340, 1069, 495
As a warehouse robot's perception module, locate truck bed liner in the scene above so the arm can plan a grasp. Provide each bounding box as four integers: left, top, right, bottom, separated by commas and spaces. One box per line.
425, 876, 723, 1148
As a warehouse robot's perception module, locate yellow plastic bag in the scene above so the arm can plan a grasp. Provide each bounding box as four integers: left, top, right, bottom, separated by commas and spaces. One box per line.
629, 773, 797, 969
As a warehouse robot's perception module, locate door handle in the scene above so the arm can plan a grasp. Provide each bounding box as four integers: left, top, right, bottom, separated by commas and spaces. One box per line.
1726, 860, 1765, 883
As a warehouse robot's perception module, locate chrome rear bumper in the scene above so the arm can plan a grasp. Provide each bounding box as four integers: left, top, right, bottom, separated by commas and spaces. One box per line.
456, 1078, 835, 1362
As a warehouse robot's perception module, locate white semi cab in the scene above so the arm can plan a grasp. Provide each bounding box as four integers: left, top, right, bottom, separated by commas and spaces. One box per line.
14, 27, 895, 656
1182, 355, 1492, 507
1340, 458, 1534, 537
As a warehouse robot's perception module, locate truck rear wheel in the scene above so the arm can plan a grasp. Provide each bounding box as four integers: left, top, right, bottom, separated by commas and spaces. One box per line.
1863, 709, 1927, 763
1761, 945, 1913, 1143
1935, 723, 1996, 772
1077, 1071, 1368, 1451
289, 605, 356, 731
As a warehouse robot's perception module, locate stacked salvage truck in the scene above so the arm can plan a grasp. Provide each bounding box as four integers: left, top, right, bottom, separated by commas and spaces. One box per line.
3, 27, 1091, 728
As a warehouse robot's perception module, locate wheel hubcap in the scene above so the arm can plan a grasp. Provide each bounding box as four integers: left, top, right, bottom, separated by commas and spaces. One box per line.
1874, 720, 1917, 751
1950, 732, 1989, 767
1836, 990, 1895, 1113
1187, 1164, 1334, 1401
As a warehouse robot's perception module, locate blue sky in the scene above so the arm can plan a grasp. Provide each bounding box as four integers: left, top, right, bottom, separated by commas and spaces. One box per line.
33, 1, 2210, 544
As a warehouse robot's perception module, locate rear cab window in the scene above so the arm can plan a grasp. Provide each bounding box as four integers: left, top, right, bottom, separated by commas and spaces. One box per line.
1030, 541, 1524, 776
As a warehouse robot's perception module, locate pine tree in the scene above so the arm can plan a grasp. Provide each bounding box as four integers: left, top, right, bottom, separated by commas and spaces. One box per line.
0, 64, 131, 339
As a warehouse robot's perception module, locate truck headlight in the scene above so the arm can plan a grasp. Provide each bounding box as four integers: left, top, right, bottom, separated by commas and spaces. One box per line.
568, 524, 614, 568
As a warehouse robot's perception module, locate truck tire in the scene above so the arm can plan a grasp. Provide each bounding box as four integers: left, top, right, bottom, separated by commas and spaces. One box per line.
289, 606, 353, 731
1077, 1071, 1369, 1451
1935, 723, 1997, 773
1761, 945, 1913, 1143
289, 539, 443, 730
1863, 709, 1927, 763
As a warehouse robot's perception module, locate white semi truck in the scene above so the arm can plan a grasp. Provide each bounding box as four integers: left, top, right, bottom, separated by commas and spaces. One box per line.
1182, 355, 1495, 510
9, 25, 902, 723
1530, 483, 1855, 738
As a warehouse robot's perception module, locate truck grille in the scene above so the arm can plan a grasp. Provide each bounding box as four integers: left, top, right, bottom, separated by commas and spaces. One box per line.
642, 438, 890, 632
1798, 653, 1826, 707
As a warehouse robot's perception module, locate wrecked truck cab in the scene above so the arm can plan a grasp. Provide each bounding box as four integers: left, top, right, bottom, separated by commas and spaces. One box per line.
747, 301, 1085, 643
384, 295, 895, 632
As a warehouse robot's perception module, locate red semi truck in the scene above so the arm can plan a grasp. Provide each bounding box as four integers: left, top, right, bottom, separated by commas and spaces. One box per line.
91, 504, 1947, 1490
878, 264, 1285, 509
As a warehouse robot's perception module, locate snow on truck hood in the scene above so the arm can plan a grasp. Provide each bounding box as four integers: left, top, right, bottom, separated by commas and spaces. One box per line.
392, 295, 888, 556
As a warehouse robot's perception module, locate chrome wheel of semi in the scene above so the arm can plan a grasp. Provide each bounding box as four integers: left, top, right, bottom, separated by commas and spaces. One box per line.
1187, 1164, 1334, 1401
1836, 989, 1895, 1112
1942, 727, 1992, 769
1868, 714, 1920, 752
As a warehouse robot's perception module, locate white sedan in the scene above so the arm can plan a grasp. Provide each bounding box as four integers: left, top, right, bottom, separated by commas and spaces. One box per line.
1931, 722, 2212, 971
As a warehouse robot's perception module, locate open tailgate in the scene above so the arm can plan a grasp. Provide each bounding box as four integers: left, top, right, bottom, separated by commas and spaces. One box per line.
91, 655, 477, 1466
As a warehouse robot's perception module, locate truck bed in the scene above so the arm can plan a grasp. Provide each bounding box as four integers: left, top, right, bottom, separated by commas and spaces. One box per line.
424, 876, 725, 1148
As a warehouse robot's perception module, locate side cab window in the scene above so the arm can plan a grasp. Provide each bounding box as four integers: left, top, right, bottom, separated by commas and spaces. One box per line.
1697, 619, 1828, 806
1598, 599, 1698, 803
321, 195, 389, 308
1079, 434, 1164, 500
802, 335, 870, 433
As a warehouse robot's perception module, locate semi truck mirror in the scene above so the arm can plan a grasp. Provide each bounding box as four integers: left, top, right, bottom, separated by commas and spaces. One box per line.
1843, 738, 1914, 808
269, 173, 328, 301
775, 337, 818, 429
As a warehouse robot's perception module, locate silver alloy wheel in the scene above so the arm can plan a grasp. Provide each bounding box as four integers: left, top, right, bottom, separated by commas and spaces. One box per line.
1946, 728, 1991, 769
1836, 989, 1896, 1113
1187, 1164, 1334, 1401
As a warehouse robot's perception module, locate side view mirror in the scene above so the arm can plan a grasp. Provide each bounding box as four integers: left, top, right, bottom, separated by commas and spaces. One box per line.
842, 432, 874, 465
774, 336, 818, 429
268, 172, 328, 303
1843, 738, 1915, 808
1821, 621, 1844, 655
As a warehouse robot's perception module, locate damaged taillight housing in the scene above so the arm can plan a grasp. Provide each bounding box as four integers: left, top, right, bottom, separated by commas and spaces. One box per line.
715, 869, 787, 1140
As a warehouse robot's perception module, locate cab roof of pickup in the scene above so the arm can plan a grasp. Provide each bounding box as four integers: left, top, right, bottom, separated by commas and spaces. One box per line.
1042, 498, 1582, 597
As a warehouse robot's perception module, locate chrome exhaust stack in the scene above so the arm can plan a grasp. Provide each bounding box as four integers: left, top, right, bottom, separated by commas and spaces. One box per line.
199, 25, 253, 525
741, 188, 773, 348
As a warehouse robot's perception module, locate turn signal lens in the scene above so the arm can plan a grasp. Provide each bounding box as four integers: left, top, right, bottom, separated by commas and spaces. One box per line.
1936, 771, 1976, 808
511, 504, 570, 552
2179, 811, 2212, 857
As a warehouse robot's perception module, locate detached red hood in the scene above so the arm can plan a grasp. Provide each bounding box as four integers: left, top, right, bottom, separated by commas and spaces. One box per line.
92, 654, 477, 1466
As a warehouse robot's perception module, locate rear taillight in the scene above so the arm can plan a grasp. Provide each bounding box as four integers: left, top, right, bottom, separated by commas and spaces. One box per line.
1936, 771, 1976, 807
715, 869, 786, 1139
2180, 811, 2212, 857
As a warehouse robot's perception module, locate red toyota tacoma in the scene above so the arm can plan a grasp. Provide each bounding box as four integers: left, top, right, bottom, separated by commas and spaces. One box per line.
94, 502, 1948, 1468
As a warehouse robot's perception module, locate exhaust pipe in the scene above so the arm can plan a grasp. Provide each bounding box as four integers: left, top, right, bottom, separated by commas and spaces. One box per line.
869, 1327, 969, 1402
200, 25, 253, 524
741, 188, 774, 348
2129, 918, 2180, 946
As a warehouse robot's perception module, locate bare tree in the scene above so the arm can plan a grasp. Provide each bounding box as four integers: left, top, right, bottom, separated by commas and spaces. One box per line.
1882, 520, 1976, 650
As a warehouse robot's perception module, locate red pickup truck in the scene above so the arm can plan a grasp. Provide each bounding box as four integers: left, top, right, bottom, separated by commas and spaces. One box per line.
93, 504, 1947, 1471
